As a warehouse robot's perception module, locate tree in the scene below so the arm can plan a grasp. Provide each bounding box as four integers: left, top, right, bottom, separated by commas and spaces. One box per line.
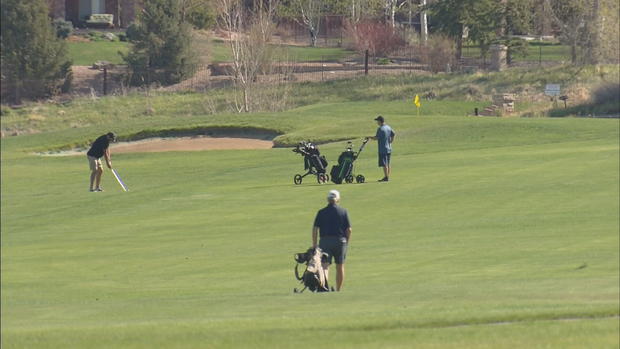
180, 0, 217, 29
122, 0, 198, 86
547, 0, 587, 64
427, 0, 501, 60
217, 0, 278, 112
548, 0, 619, 65
1, 0, 71, 103
279, 0, 323, 46
295, 0, 323, 46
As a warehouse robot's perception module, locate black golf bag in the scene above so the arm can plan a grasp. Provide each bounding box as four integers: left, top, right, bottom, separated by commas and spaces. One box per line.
293, 247, 332, 293
292, 141, 329, 185
330, 139, 368, 184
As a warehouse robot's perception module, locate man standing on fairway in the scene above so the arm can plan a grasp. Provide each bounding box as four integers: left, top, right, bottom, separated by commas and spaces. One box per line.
312, 190, 351, 291
368, 115, 395, 182
87, 132, 116, 192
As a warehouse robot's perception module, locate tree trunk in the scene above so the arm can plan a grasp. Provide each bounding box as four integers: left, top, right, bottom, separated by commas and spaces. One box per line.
310, 29, 317, 46
587, 0, 600, 64
456, 26, 463, 61
420, 0, 428, 44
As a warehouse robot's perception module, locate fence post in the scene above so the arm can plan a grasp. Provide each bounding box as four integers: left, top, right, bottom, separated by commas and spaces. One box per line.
103, 67, 108, 96
321, 56, 324, 81
364, 50, 369, 76
539, 44, 542, 66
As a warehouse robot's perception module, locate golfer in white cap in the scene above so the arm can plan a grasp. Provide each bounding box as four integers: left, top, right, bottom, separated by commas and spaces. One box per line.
312, 189, 352, 291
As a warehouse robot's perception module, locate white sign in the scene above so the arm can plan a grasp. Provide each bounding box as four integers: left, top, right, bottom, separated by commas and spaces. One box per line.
545, 84, 561, 96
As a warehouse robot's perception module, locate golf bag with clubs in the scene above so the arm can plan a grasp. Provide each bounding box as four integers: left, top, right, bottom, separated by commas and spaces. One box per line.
293, 247, 333, 293
292, 141, 329, 185
330, 139, 368, 184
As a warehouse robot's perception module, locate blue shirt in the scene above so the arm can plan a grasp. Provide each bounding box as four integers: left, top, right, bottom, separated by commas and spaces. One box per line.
376, 124, 395, 154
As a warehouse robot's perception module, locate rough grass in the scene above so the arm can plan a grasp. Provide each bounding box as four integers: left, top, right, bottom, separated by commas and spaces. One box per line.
462, 42, 572, 63
1, 102, 618, 348
3, 64, 618, 139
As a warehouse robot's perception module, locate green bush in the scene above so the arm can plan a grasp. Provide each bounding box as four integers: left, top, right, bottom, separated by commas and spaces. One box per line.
186, 5, 216, 30
592, 83, 620, 107
0, 0, 72, 103
53, 18, 73, 39
125, 23, 139, 41
122, 0, 198, 86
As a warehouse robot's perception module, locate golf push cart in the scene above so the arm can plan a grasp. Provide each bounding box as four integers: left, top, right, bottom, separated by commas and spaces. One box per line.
330, 138, 368, 184
292, 141, 329, 184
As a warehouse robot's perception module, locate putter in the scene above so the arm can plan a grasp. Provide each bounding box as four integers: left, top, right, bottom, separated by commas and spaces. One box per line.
111, 168, 129, 192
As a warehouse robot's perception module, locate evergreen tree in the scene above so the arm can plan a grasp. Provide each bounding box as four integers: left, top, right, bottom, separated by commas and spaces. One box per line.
427, 0, 501, 60
0, 0, 71, 103
123, 0, 198, 86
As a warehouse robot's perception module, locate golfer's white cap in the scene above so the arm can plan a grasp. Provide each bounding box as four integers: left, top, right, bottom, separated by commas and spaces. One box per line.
327, 190, 340, 201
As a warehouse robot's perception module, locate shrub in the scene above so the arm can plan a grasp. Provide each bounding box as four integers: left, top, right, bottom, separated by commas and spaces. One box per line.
592, 83, 620, 111
345, 20, 406, 57
121, 0, 198, 86
125, 23, 139, 41
420, 35, 457, 73
186, 5, 216, 30
53, 18, 73, 38
1, 0, 72, 103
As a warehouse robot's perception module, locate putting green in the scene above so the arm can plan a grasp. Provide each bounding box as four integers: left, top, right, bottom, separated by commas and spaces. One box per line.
1, 100, 618, 348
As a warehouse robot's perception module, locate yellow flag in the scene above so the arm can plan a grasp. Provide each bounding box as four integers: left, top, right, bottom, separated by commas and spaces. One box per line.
414, 94, 421, 108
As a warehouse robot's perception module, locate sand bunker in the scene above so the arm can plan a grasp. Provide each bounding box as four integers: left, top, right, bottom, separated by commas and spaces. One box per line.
111, 136, 273, 153
40, 136, 274, 156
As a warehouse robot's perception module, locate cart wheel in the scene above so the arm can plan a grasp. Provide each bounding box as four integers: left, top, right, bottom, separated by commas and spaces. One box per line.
317, 173, 327, 184
325, 174, 330, 182
294, 174, 303, 185
345, 175, 354, 183
356, 175, 365, 183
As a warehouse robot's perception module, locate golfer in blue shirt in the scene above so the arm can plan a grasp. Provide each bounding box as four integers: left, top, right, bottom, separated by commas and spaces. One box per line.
368, 116, 395, 182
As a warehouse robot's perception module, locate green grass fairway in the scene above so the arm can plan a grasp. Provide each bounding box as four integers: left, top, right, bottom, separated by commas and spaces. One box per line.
1, 99, 619, 348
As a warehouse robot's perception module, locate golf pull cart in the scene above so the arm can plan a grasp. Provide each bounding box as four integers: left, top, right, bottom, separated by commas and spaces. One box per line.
293, 247, 333, 293
330, 138, 368, 184
292, 141, 329, 185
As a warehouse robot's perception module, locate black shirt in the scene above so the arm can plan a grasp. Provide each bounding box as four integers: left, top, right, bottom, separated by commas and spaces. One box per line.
313, 204, 351, 239
87, 135, 110, 158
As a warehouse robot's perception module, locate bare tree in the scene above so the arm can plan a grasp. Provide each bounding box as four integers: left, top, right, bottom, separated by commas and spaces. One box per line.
292, 0, 323, 47
216, 0, 277, 112
546, 0, 587, 64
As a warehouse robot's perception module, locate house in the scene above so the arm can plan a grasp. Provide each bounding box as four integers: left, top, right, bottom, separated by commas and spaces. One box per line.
46, 0, 142, 28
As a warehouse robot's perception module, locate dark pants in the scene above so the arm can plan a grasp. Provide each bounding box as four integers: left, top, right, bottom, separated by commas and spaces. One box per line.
319, 236, 348, 264
378, 153, 391, 167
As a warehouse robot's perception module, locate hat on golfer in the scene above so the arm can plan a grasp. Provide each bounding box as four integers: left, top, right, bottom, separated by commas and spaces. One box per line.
107, 132, 117, 141
327, 190, 340, 201
374, 115, 384, 123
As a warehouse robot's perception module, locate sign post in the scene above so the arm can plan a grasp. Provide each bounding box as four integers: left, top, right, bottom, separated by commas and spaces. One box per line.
545, 84, 561, 108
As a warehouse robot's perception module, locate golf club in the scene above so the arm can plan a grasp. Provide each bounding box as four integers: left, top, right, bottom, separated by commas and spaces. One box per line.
111, 168, 129, 192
